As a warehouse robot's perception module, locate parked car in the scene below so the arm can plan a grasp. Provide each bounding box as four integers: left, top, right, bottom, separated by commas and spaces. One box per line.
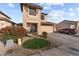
58, 28, 76, 35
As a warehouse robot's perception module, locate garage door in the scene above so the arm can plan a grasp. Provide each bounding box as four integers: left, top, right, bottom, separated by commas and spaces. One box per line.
41, 25, 54, 34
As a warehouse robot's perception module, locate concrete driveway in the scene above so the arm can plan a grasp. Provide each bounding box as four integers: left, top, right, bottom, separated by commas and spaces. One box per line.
32, 33, 79, 56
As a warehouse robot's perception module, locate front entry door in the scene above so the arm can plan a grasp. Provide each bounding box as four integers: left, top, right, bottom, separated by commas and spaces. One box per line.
31, 23, 37, 32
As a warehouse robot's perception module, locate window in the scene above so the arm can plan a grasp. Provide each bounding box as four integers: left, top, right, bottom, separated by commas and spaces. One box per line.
41, 14, 44, 20
70, 25, 75, 29
29, 8, 36, 15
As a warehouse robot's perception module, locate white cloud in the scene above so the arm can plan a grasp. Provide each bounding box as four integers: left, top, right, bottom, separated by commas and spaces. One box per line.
38, 3, 53, 10
49, 12, 62, 17
47, 10, 64, 23
49, 10, 64, 17
69, 12, 76, 16
54, 10, 65, 14
76, 8, 79, 11
8, 3, 15, 7
52, 3, 64, 6
39, 3, 56, 7
38, 3, 64, 10
69, 8, 74, 11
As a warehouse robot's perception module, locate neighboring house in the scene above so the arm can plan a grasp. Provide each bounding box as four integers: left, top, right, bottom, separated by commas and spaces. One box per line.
20, 3, 56, 35
56, 20, 79, 32
0, 11, 16, 29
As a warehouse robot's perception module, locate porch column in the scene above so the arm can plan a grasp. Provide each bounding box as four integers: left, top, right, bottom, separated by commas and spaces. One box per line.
18, 38, 22, 45
37, 23, 41, 35
36, 9, 41, 35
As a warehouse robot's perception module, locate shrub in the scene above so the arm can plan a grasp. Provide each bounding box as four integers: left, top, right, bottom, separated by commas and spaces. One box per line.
0, 26, 26, 43
3, 33, 18, 44
42, 32, 48, 38
23, 38, 49, 49
15, 26, 26, 39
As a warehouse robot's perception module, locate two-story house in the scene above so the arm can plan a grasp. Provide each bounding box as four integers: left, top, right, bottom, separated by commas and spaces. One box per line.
20, 3, 56, 35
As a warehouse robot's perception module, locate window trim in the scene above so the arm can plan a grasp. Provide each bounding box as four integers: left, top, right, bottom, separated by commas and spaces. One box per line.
41, 14, 45, 20
29, 8, 36, 16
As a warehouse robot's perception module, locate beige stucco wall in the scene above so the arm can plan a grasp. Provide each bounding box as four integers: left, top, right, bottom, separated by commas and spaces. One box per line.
22, 5, 42, 35
0, 21, 12, 29
28, 9, 41, 23
76, 22, 79, 32
22, 5, 41, 23
22, 5, 28, 30
41, 15, 47, 22
0, 12, 13, 29
53, 24, 56, 32
40, 25, 54, 34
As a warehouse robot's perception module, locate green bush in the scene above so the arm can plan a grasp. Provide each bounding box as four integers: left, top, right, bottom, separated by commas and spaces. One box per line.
23, 38, 49, 49
42, 32, 48, 38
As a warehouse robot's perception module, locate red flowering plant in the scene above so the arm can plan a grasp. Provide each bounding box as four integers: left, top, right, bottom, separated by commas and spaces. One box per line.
17, 27, 26, 38
0, 26, 26, 43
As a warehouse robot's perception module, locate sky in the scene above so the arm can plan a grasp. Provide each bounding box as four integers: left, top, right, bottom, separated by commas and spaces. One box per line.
0, 3, 79, 23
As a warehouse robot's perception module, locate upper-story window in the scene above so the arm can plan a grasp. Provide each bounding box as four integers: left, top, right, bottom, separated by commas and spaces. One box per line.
41, 14, 44, 20
29, 8, 36, 16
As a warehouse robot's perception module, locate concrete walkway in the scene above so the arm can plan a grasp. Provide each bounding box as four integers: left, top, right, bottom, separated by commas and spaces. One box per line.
32, 33, 79, 56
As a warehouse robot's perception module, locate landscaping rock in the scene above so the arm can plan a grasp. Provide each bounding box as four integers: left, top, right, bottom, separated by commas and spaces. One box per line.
6, 40, 14, 48
5, 45, 41, 56
0, 41, 6, 55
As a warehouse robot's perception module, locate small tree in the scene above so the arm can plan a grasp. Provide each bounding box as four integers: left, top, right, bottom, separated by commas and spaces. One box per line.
17, 26, 26, 39
16, 26, 26, 45
0, 26, 26, 45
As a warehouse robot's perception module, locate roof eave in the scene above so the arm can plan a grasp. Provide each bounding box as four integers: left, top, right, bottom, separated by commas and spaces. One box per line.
20, 3, 43, 12
0, 11, 11, 19
41, 13, 48, 15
